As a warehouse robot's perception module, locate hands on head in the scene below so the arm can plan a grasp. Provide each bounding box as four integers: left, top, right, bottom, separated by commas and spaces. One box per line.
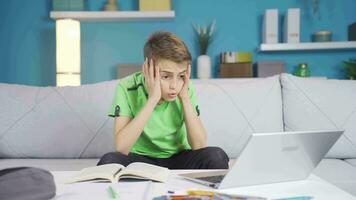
178, 63, 191, 100
142, 58, 162, 104
142, 57, 191, 104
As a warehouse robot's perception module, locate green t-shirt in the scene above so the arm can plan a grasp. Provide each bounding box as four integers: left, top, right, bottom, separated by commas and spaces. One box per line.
108, 72, 200, 158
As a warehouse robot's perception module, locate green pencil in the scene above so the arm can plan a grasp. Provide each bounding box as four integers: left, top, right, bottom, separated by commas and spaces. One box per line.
107, 185, 117, 199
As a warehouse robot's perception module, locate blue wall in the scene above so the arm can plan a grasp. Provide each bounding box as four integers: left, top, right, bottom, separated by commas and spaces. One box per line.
1, 0, 355, 86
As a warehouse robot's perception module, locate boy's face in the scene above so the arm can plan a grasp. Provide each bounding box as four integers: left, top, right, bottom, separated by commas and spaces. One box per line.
156, 59, 188, 102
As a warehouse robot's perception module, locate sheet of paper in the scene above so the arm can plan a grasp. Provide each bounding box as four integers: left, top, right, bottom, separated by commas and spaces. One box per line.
54, 181, 151, 200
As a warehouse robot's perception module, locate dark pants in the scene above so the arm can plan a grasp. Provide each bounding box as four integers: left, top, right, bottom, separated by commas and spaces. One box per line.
97, 146, 229, 169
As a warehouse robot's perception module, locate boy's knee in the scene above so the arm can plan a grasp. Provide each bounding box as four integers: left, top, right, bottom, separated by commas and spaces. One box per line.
199, 147, 229, 169
97, 152, 131, 166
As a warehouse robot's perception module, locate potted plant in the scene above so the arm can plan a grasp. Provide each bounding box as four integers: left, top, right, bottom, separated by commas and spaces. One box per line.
343, 58, 356, 80
192, 20, 216, 79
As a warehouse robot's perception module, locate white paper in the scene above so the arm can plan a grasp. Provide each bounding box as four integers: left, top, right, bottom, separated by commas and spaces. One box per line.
54, 181, 151, 200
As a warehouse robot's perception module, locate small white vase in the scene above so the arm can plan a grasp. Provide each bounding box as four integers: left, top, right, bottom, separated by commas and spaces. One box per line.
197, 55, 211, 79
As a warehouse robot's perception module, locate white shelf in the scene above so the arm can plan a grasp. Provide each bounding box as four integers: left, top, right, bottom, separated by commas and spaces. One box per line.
50, 11, 175, 21
259, 41, 356, 51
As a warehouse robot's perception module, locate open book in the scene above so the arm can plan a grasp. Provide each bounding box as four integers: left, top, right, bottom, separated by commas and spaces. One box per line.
65, 162, 169, 184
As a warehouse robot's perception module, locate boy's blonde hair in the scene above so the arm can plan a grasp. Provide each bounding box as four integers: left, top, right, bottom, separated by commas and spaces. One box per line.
144, 32, 192, 64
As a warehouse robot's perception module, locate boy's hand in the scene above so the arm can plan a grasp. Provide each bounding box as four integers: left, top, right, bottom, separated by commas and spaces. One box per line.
143, 58, 161, 104
178, 64, 191, 101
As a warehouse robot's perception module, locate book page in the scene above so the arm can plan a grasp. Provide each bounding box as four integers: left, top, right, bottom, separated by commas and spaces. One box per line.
57, 181, 152, 200
117, 162, 169, 183
65, 163, 124, 184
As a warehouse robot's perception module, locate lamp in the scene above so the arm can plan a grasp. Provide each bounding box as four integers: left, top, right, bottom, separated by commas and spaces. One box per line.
56, 19, 81, 86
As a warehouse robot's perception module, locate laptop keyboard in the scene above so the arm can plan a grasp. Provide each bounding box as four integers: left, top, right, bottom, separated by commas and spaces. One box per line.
196, 175, 225, 183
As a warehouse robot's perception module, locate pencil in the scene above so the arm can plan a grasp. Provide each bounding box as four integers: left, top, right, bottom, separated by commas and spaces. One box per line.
108, 185, 117, 199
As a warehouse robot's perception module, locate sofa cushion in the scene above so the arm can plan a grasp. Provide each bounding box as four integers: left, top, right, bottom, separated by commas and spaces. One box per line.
313, 159, 356, 196
0, 81, 118, 158
345, 159, 356, 168
0, 75, 283, 159
0, 159, 99, 171
192, 75, 283, 158
281, 73, 356, 158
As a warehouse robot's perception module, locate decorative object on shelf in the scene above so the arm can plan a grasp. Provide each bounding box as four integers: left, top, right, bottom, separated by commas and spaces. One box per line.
219, 51, 253, 78
284, 8, 300, 43
257, 61, 285, 77
192, 21, 216, 79
293, 63, 310, 77
197, 55, 212, 79
312, 30, 332, 42
193, 21, 216, 56
348, 22, 356, 41
220, 52, 252, 64
219, 63, 253, 78
139, 0, 171, 11
262, 9, 279, 44
103, 0, 119, 11
53, 0, 85, 11
343, 58, 356, 80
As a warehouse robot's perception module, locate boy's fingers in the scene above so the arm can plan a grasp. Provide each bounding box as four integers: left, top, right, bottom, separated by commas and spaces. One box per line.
149, 58, 154, 80
155, 65, 159, 79
142, 58, 147, 75
188, 64, 191, 78
146, 58, 152, 83
143, 58, 147, 73
143, 58, 149, 81
183, 64, 190, 81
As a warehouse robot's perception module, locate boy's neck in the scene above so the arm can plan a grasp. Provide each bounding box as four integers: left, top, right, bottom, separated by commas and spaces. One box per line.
157, 99, 165, 105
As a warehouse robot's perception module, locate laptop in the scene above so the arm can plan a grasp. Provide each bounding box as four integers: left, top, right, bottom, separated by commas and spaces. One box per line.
180, 130, 343, 189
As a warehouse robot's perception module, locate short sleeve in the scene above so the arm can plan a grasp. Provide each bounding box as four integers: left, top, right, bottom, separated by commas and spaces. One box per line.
108, 84, 133, 118
188, 82, 200, 116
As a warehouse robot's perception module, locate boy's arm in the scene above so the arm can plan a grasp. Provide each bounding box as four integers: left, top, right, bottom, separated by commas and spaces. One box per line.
114, 58, 161, 155
181, 97, 207, 150
179, 65, 207, 150
114, 99, 157, 155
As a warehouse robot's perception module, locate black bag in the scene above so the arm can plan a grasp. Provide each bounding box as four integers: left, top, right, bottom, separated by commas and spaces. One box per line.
0, 167, 56, 200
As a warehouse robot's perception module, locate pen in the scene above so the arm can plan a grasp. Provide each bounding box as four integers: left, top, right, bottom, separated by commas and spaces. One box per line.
154, 190, 267, 200
187, 189, 267, 200
153, 194, 211, 200
107, 185, 117, 199
272, 196, 313, 200
187, 190, 214, 196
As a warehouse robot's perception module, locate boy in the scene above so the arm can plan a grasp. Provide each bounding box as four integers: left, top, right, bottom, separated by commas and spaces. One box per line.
98, 32, 229, 169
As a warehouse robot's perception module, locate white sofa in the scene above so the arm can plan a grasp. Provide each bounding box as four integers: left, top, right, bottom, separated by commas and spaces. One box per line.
1, 73, 355, 196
